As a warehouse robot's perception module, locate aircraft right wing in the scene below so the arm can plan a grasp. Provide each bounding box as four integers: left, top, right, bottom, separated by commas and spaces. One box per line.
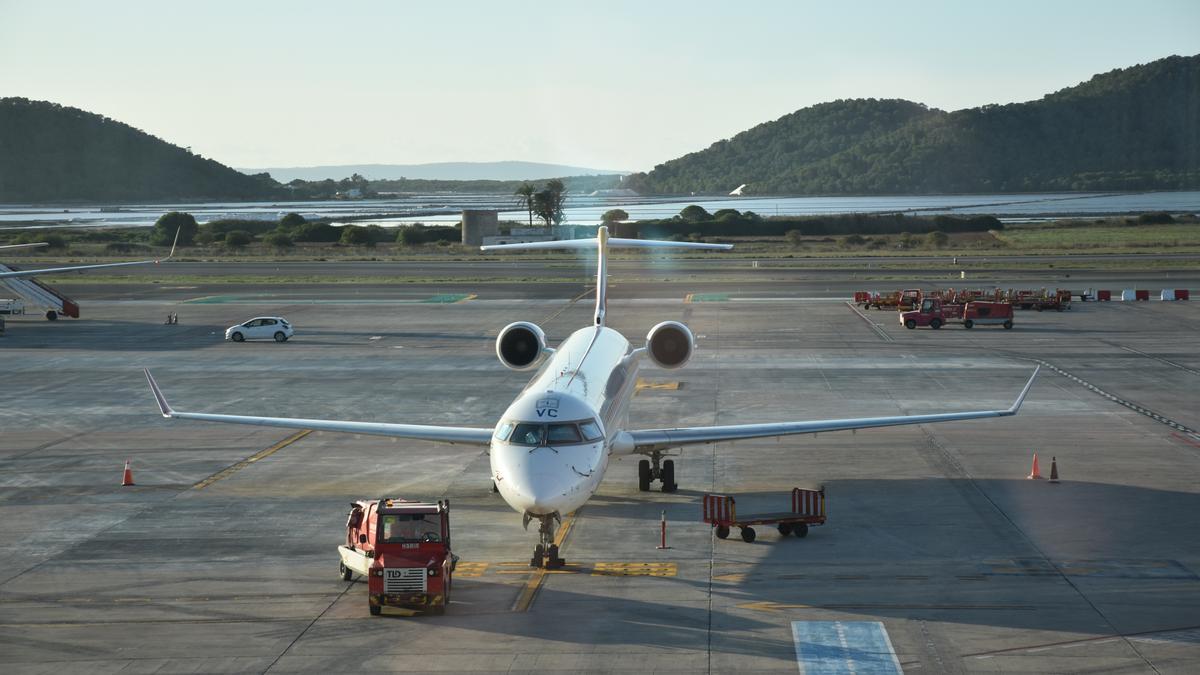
145, 369, 495, 446
0, 243, 50, 251
626, 367, 1039, 453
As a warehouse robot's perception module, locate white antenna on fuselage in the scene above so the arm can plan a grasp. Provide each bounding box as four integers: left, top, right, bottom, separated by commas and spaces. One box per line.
481, 226, 732, 327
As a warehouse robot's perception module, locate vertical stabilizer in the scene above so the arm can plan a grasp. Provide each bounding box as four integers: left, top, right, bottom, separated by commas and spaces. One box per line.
594, 226, 609, 326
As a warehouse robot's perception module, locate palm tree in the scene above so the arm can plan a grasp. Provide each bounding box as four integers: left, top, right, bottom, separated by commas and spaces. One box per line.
514, 183, 536, 226
543, 179, 567, 225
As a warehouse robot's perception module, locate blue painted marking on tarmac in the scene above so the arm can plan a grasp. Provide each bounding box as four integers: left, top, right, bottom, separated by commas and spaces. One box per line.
791, 621, 903, 674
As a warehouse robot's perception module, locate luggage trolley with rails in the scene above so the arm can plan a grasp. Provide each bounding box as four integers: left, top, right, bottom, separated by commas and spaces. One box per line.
702, 487, 826, 542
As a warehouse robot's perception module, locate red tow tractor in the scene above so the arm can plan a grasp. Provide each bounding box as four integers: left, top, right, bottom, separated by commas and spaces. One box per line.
900, 297, 1014, 330
339, 498, 455, 615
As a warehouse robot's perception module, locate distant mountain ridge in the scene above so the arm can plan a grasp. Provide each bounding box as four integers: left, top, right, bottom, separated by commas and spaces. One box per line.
626, 54, 1200, 195
242, 161, 629, 182
0, 98, 282, 203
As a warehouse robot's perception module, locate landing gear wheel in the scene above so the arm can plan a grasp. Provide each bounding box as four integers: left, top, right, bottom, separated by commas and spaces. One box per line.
339, 561, 352, 581
638, 459, 651, 492
904, 319, 916, 330
369, 603, 381, 616
531, 544, 545, 568
715, 525, 730, 539
930, 318, 942, 330
231, 331, 244, 342
45, 310, 58, 321
661, 459, 677, 493
777, 522, 793, 536
274, 331, 287, 342
546, 544, 565, 569
794, 523, 809, 538
740, 527, 757, 543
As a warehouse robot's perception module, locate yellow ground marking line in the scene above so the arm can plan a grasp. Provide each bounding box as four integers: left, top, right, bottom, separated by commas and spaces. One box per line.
738, 601, 1034, 612
454, 562, 489, 578
635, 379, 680, 394
684, 293, 694, 303
192, 430, 311, 489
592, 562, 677, 577
511, 511, 578, 612
456, 293, 478, 303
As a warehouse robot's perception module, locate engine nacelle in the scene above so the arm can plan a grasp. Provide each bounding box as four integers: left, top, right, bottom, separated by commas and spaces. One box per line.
645, 321, 694, 370
496, 321, 548, 371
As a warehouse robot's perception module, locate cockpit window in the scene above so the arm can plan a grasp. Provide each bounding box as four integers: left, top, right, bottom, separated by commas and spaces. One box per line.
510, 422, 543, 446
494, 421, 514, 441
579, 420, 603, 441
546, 423, 582, 444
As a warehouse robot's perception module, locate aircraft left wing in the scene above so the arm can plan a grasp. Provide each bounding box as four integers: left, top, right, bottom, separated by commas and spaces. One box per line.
0, 230, 178, 279
626, 367, 1038, 453
144, 369, 495, 446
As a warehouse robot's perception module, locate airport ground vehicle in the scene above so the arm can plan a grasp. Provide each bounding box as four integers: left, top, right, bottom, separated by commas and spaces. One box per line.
338, 498, 455, 615
703, 487, 826, 542
1011, 289, 1071, 311
225, 316, 293, 342
900, 297, 1014, 330
858, 288, 922, 310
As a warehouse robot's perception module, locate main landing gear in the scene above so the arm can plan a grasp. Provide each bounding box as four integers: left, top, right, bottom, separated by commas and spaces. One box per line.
638, 452, 677, 493
527, 512, 566, 569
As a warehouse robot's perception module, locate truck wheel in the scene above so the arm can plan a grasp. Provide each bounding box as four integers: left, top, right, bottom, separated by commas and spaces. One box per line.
740, 527, 757, 543
45, 310, 58, 321
1003, 320, 1013, 330
661, 459, 676, 493
231, 332, 244, 342
637, 459, 651, 492
930, 318, 942, 330
963, 319, 974, 329
777, 522, 793, 536
369, 603, 381, 616
339, 561, 352, 581
904, 319, 916, 329
715, 525, 730, 539
274, 331, 287, 342
794, 523, 809, 538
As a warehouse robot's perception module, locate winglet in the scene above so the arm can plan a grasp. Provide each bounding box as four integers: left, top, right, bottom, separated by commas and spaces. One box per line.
1005, 366, 1039, 414
158, 228, 180, 263
144, 368, 174, 417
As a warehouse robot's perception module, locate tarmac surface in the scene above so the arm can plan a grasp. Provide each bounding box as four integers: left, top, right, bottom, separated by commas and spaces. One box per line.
3, 260, 1200, 673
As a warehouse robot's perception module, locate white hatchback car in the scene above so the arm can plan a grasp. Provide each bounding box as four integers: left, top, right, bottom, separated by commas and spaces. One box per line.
225, 316, 294, 342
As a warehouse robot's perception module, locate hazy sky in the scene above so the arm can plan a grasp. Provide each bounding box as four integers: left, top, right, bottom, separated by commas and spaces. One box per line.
2, 1, 1197, 172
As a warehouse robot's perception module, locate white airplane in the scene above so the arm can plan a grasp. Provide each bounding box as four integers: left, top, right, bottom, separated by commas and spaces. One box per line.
0, 231, 178, 279
144, 226, 1038, 568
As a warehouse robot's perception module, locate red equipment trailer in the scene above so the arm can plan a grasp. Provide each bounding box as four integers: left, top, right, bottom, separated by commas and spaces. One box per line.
338, 498, 455, 615
702, 487, 826, 542
900, 297, 1013, 330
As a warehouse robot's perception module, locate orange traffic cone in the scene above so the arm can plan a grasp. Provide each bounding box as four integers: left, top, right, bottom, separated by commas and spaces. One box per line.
121, 459, 135, 486
1027, 453, 1042, 480
1048, 457, 1059, 484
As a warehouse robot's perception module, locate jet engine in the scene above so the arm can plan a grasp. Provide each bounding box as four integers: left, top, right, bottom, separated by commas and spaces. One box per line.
645, 321, 694, 369
496, 321, 548, 371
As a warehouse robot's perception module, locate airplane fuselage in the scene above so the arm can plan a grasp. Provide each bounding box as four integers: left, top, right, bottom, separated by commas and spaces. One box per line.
490, 325, 639, 517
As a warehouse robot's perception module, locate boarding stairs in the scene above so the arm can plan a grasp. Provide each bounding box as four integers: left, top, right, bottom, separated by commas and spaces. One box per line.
0, 263, 80, 319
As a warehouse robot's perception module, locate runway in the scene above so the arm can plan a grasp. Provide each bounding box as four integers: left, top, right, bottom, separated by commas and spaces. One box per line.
2, 265, 1199, 673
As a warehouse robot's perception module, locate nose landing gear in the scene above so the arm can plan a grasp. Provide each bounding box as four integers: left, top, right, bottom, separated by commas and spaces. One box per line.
638, 452, 677, 493
527, 512, 566, 569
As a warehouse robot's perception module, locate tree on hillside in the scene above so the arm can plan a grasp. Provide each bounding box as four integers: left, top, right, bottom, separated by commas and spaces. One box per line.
279, 212, 306, 229
224, 230, 252, 247
153, 211, 198, 246
514, 183, 536, 226
601, 208, 629, 224
339, 225, 375, 247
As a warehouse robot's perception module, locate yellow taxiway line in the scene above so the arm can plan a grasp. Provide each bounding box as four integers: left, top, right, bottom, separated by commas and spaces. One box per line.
192, 430, 311, 489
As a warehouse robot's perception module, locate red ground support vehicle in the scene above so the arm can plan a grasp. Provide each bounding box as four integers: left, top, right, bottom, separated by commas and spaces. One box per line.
702, 487, 826, 542
860, 288, 922, 310
900, 297, 1013, 330
338, 498, 455, 615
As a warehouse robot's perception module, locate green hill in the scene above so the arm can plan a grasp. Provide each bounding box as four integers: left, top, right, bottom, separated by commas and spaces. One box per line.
626, 54, 1200, 195
0, 98, 283, 202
